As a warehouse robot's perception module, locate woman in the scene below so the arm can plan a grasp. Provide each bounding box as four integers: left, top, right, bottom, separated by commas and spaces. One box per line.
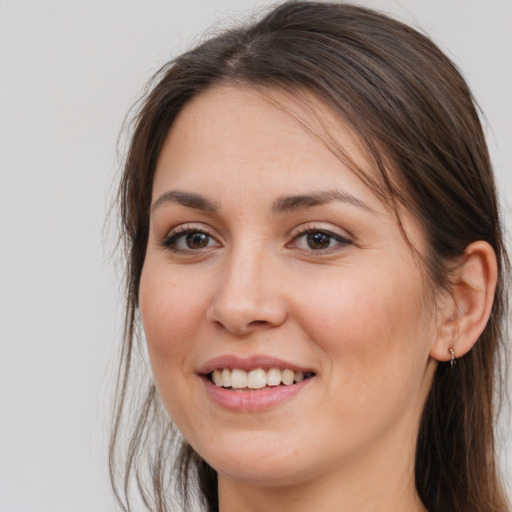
110, 2, 510, 511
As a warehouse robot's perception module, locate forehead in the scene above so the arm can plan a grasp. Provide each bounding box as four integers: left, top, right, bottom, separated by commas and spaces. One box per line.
151, 83, 428, 267
153, 85, 379, 200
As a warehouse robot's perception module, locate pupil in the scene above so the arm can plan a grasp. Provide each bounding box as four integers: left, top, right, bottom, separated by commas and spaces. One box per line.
186, 232, 208, 249
307, 232, 330, 249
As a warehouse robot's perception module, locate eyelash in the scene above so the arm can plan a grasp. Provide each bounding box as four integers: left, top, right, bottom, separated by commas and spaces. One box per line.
288, 225, 352, 254
159, 224, 352, 255
159, 225, 219, 253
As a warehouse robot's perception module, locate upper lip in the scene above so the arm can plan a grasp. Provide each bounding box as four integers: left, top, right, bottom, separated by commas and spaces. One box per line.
198, 354, 315, 375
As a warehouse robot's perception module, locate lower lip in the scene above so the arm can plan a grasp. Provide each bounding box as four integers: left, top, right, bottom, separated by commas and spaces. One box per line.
202, 376, 313, 412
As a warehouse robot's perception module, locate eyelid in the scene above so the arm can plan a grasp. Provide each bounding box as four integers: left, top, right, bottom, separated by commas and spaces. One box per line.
158, 223, 222, 252
159, 222, 207, 240
287, 223, 353, 253
289, 222, 352, 241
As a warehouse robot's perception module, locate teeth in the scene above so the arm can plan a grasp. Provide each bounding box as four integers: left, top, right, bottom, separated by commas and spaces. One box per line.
248, 369, 267, 389
213, 370, 223, 386
230, 369, 248, 389
221, 368, 231, 387
282, 369, 294, 385
210, 368, 311, 389
267, 368, 282, 386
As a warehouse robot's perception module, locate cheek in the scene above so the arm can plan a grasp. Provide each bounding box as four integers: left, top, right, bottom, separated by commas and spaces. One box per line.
301, 275, 424, 344
295, 268, 431, 389
138, 261, 213, 433
139, 261, 207, 367
292, 271, 432, 444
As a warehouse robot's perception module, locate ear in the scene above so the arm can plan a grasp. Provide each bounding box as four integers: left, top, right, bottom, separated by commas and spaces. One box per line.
429, 241, 498, 362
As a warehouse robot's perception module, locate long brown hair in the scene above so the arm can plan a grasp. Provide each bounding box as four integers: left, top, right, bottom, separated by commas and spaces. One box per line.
110, 2, 510, 511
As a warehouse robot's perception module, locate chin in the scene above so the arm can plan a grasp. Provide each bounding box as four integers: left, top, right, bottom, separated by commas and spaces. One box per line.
192, 430, 319, 487
213, 457, 309, 488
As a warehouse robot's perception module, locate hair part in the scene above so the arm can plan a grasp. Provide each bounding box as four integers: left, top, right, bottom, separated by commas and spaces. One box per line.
110, 2, 510, 511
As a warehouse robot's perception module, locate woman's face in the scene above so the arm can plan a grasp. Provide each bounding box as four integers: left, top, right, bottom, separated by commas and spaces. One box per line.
140, 86, 440, 487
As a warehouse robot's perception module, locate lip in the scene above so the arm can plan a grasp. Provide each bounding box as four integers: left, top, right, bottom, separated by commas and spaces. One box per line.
198, 354, 316, 412
198, 354, 315, 375
201, 374, 314, 412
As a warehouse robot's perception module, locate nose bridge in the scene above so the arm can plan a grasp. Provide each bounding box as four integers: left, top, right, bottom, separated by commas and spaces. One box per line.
207, 238, 287, 333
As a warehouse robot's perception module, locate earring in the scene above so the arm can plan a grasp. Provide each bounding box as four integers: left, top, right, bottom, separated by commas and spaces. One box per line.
448, 345, 456, 369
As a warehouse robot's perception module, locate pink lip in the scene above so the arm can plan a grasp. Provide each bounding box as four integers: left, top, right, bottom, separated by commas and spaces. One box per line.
201, 375, 314, 412
198, 354, 314, 375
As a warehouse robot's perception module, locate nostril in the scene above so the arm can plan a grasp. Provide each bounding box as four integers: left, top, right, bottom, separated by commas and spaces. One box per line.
248, 320, 268, 326
211, 318, 270, 334
206, 291, 288, 334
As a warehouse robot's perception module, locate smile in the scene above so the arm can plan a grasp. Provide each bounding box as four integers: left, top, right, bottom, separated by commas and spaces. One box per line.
199, 355, 316, 410
209, 368, 315, 390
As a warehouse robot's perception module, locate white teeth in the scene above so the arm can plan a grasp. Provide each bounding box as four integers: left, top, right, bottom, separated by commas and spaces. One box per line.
248, 369, 267, 389
230, 369, 248, 389
282, 369, 294, 385
267, 368, 282, 386
221, 368, 231, 387
213, 370, 223, 386
211, 367, 312, 389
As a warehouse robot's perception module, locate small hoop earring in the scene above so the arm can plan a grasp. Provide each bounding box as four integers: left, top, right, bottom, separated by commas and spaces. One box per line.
448, 345, 456, 369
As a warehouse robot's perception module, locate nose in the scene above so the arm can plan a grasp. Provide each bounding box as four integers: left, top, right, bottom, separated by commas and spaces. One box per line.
206, 247, 288, 335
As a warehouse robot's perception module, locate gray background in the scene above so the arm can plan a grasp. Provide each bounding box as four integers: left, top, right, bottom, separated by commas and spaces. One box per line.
1, 1, 510, 510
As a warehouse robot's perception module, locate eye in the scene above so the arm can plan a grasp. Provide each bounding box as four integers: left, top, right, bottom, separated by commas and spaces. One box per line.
160, 227, 220, 253
290, 228, 352, 253
304, 232, 332, 250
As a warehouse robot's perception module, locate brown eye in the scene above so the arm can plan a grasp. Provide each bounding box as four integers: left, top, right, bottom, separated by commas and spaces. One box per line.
162, 228, 220, 253
306, 232, 331, 250
290, 228, 352, 253
186, 232, 210, 249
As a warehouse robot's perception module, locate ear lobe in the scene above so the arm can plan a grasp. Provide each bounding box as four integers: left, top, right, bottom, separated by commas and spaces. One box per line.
429, 241, 498, 362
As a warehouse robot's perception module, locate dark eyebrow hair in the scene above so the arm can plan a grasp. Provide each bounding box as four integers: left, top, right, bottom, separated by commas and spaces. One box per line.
151, 190, 219, 213
151, 189, 372, 215
272, 190, 373, 214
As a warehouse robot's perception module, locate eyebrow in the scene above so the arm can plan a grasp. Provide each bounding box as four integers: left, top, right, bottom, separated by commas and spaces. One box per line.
152, 190, 219, 213
151, 188, 373, 215
272, 190, 373, 214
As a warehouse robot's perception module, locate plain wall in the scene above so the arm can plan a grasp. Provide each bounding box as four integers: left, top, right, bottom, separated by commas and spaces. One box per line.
0, 1, 510, 511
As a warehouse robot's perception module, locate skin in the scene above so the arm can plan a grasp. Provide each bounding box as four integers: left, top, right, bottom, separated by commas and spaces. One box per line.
139, 85, 450, 512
